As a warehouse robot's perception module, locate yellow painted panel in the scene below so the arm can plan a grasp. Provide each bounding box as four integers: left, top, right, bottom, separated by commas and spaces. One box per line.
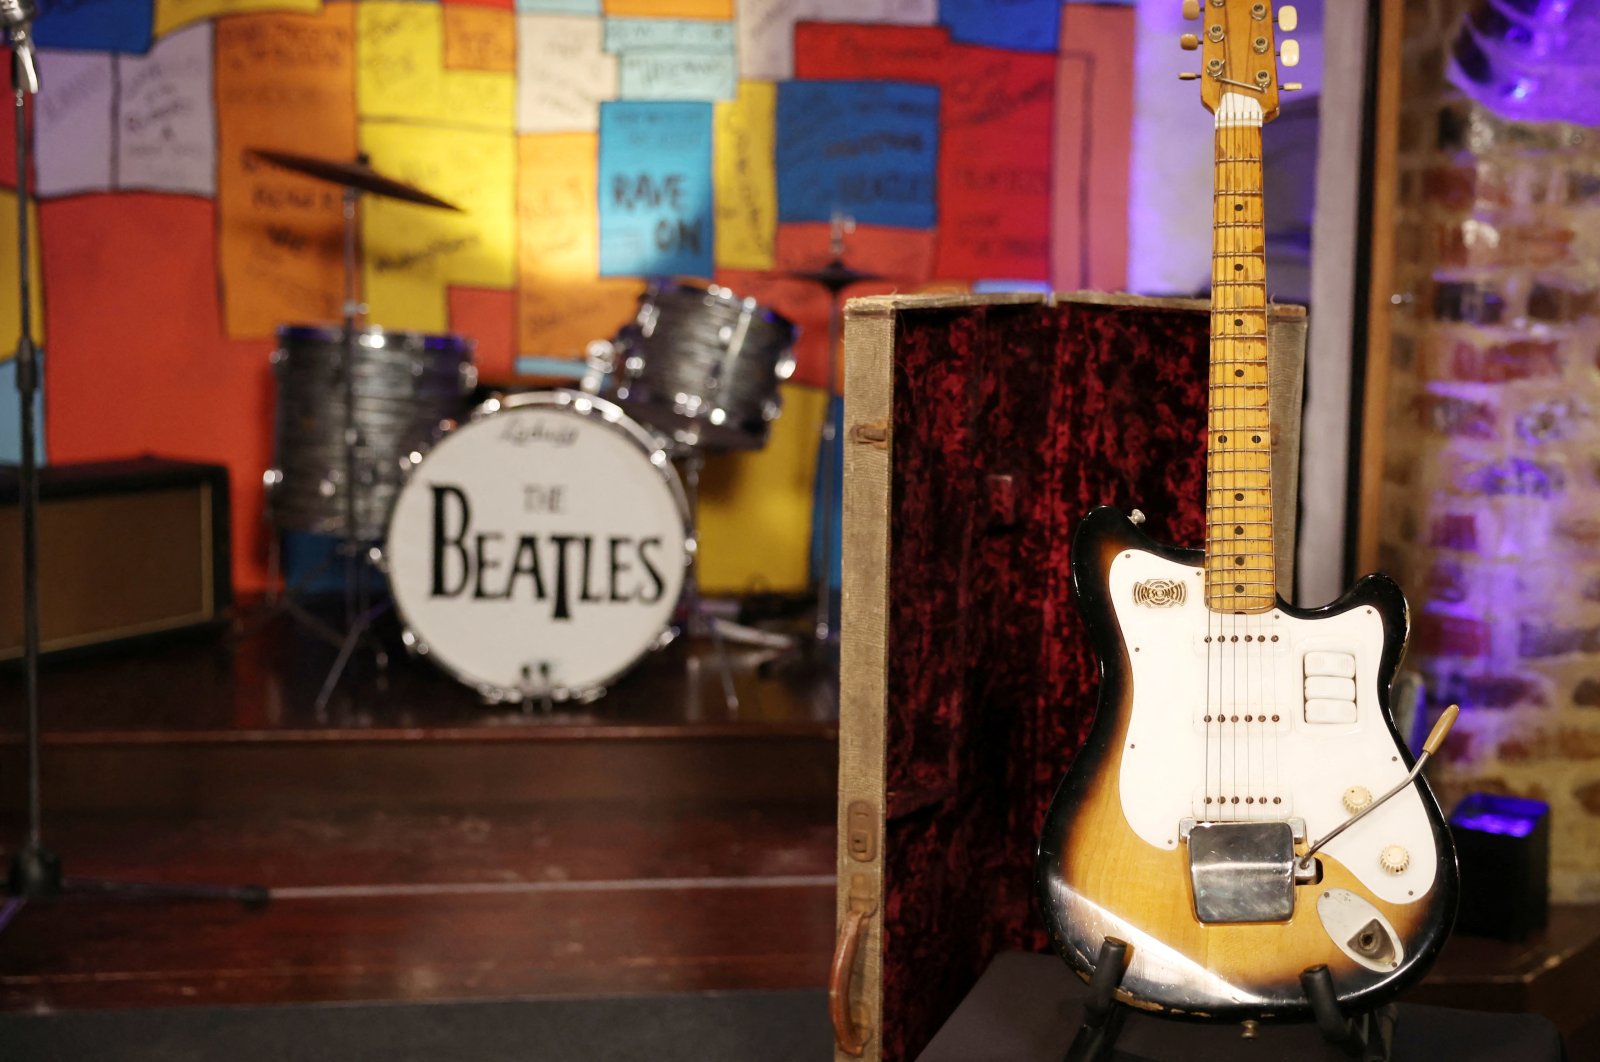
713, 80, 775, 271
357, 3, 515, 132
0, 192, 44, 359
694, 382, 826, 595
360, 123, 516, 333
154, 0, 319, 39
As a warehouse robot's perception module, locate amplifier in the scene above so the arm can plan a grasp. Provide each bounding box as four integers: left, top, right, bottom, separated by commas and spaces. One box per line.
0, 458, 232, 659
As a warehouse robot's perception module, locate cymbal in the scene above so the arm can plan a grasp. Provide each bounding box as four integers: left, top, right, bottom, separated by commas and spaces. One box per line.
782, 259, 885, 290
247, 149, 462, 212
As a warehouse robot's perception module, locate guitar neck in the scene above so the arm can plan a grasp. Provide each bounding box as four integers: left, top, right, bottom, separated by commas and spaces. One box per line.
1205, 93, 1274, 614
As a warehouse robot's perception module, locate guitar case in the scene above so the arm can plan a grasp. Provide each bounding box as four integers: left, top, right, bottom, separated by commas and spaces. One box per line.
833, 291, 1307, 1062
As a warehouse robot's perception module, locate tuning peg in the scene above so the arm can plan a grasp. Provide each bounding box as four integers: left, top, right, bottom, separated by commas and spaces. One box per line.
1178, 72, 1201, 80
1180, 33, 1199, 50
1283, 82, 1303, 91
1182, 0, 1200, 19
1280, 39, 1300, 67
1278, 4, 1298, 31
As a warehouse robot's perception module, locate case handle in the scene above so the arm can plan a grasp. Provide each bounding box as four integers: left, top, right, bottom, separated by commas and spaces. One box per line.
830, 874, 877, 1057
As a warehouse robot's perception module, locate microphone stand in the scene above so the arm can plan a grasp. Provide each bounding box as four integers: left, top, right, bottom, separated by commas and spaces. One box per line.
2, 37, 265, 937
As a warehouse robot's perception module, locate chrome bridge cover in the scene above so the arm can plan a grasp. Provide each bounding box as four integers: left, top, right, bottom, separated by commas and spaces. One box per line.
1186, 821, 1296, 924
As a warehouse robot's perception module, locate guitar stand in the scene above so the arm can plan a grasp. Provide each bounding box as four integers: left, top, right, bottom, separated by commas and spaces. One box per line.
1061, 940, 1398, 1062
1062, 937, 1131, 1062
1301, 964, 1398, 1062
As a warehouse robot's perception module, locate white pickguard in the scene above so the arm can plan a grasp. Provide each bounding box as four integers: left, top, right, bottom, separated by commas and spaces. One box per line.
1111, 548, 1436, 907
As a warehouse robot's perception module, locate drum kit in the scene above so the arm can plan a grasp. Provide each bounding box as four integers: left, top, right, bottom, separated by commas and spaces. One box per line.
252, 150, 872, 712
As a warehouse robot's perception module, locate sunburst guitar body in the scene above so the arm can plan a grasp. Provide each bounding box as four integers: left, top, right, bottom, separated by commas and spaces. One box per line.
1037, 509, 1457, 1018
1035, 0, 1456, 1021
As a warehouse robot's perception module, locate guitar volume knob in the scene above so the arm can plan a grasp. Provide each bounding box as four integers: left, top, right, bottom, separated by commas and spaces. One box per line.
1342, 786, 1373, 814
1379, 845, 1410, 875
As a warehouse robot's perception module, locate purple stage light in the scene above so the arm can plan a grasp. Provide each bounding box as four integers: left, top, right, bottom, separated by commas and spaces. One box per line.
1450, 792, 1549, 839
1449, 0, 1600, 125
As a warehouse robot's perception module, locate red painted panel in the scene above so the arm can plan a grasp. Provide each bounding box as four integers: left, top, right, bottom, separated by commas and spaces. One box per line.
447, 285, 516, 383
41, 193, 274, 592
794, 23, 1055, 282
0, 96, 33, 190
1057, 4, 1134, 291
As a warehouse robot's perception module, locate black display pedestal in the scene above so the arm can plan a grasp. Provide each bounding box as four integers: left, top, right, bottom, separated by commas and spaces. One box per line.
915, 951, 1565, 1062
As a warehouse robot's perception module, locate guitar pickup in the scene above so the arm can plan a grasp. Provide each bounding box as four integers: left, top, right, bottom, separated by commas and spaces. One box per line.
1304, 651, 1358, 723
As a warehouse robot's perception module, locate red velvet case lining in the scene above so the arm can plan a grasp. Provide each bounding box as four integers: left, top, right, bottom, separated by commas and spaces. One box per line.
880, 300, 1209, 1061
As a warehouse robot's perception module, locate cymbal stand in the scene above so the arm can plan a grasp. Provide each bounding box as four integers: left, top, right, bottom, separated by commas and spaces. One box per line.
315, 177, 389, 713
761, 216, 858, 683
2, 36, 266, 934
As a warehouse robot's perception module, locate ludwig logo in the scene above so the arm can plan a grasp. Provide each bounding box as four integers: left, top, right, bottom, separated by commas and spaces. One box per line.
1133, 579, 1186, 607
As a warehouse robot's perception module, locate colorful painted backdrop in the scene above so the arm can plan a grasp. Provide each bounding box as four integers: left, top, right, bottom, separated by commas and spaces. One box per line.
0, 0, 1135, 593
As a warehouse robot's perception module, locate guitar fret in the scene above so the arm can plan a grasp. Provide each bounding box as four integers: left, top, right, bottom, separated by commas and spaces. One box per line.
1208, 118, 1275, 590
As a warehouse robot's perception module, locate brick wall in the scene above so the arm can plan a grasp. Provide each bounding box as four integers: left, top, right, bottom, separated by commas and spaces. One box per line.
1379, 0, 1600, 902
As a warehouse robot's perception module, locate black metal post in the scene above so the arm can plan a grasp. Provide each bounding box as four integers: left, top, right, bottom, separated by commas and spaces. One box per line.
1, 43, 266, 928
3, 44, 61, 903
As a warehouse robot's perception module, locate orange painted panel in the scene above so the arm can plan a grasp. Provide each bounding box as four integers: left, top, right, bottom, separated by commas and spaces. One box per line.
603, 0, 732, 18
216, 7, 358, 340
443, 6, 516, 73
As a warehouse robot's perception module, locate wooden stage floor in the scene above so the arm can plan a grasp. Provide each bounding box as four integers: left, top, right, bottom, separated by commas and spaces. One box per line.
0, 613, 839, 1012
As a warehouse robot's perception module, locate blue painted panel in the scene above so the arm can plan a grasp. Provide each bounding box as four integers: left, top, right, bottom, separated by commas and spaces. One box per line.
598, 101, 714, 278
34, 0, 153, 55
776, 81, 939, 230
940, 0, 1062, 52
0, 353, 46, 466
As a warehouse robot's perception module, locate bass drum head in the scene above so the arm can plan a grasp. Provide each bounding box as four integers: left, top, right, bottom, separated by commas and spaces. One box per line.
385, 391, 690, 702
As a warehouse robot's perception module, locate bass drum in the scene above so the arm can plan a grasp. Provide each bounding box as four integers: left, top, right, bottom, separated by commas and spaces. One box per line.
383, 390, 691, 703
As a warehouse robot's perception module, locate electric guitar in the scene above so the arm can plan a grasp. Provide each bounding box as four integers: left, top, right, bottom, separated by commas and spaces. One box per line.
1036, 0, 1458, 1019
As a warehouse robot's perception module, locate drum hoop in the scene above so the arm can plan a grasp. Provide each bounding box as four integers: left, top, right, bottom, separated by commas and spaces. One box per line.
380, 388, 695, 705
277, 323, 476, 354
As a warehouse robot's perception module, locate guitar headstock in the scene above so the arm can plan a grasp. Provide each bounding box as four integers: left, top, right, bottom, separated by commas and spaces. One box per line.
1178, 0, 1301, 121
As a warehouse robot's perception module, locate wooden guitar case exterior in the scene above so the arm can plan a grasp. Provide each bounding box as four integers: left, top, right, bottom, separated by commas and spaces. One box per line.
834, 292, 1307, 1062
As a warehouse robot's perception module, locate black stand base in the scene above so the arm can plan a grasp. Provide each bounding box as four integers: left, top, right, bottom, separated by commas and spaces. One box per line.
6, 843, 61, 899
1062, 940, 1397, 1062
2, 844, 269, 938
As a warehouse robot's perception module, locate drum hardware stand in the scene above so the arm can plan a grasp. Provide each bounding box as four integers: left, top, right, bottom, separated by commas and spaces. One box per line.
677, 451, 739, 713
245, 147, 465, 710
2, 29, 267, 934
311, 173, 393, 712
760, 214, 881, 683
1061, 938, 1398, 1062
581, 344, 741, 712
